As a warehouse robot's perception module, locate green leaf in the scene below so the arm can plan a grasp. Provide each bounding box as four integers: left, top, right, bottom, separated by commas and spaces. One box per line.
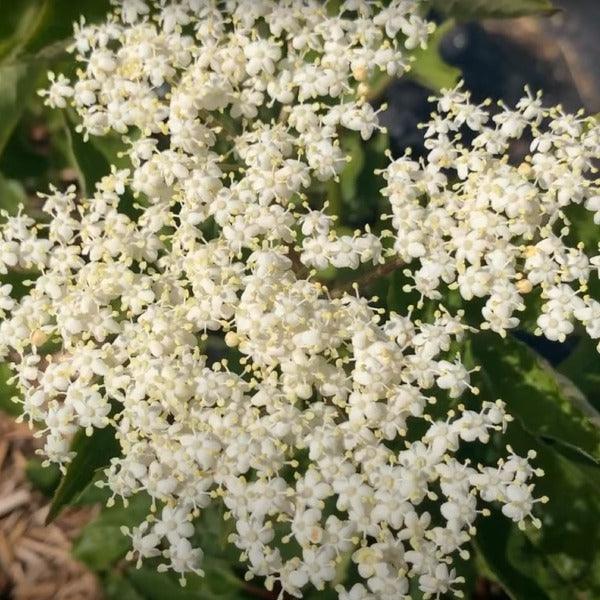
325, 130, 388, 230
192, 502, 239, 564
126, 568, 201, 600
471, 332, 600, 466
0, 171, 27, 214
306, 589, 338, 600
326, 177, 342, 219
509, 427, 600, 597
59, 111, 135, 214
86, 130, 132, 170
73, 523, 130, 571
0, 59, 45, 156
46, 424, 120, 523
0, 0, 110, 59
0, 0, 51, 62
0, 362, 20, 416
103, 573, 144, 600
558, 334, 600, 412
339, 133, 365, 207
470, 352, 600, 598
25, 459, 61, 496
387, 269, 407, 313
202, 562, 246, 598
126, 565, 242, 600
530, 454, 600, 596
431, 0, 557, 19
409, 20, 461, 91
73, 494, 149, 571
348, 130, 389, 226
0, 269, 38, 301
538, 435, 600, 470
473, 510, 552, 600
69, 471, 112, 506
58, 112, 112, 197
0, 0, 112, 157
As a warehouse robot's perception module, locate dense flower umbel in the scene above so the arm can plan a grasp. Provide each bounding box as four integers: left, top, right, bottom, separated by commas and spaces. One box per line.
383, 87, 600, 342
0, 0, 572, 598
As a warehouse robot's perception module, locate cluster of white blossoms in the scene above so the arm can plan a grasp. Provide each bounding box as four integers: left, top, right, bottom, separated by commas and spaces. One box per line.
4, 0, 594, 598
382, 86, 600, 343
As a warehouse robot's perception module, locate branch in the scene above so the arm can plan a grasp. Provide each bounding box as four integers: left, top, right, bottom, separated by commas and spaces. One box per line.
328, 255, 405, 298
287, 244, 310, 280
244, 583, 279, 599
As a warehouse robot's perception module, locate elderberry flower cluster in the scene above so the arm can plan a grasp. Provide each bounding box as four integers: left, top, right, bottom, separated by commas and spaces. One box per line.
0, 1, 569, 598
382, 86, 600, 343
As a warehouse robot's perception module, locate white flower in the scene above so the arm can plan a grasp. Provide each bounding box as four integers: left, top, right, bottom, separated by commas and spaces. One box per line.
0, 2, 566, 599
383, 83, 600, 341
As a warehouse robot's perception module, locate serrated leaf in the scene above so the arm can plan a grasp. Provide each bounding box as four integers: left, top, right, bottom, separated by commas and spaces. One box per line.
471, 332, 600, 466
46, 424, 120, 523
409, 20, 461, 91
432, 0, 557, 20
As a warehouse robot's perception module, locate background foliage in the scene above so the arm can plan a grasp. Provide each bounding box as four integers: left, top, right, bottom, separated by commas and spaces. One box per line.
0, 1, 598, 599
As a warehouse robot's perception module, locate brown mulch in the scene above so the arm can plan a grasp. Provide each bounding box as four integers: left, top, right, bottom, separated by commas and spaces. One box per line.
0, 414, 102, 600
